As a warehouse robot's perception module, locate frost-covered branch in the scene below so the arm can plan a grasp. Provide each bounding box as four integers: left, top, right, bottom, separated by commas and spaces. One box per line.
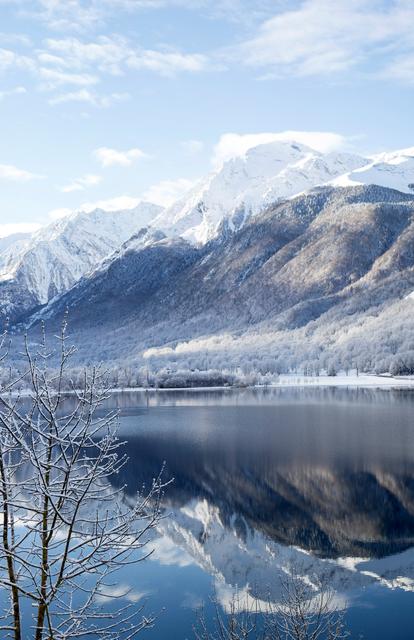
0, 322, 167, 640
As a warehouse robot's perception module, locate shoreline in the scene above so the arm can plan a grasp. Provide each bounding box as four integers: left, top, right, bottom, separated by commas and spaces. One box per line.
107, 374, 414, 393
3, 375, 414, 398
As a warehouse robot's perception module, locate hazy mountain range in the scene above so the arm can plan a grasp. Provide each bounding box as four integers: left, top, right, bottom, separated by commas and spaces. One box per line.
2, 141, 414, 375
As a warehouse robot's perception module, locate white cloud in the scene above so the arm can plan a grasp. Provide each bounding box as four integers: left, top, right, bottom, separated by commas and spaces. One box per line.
93, 146, 147, 167
56, 178, 195, 218
0, 32, 32, 47
27, 0, 102, 31
61, 173, 102, 192
48, 207, 73, 220
143, 177, 196, 207
4, 0, 414, 85
127, 49, 209, 76
215, 581, 271, 614
49, 88, 128, 107
37, 51, 69, 66
44, 35, 132, 75
0, 47, 34, 72
0, 223, 41, 238
0, 163, 43, 181
38, 66, 98, 88
0, 32, 210, 110
4, 31, 208, 110
37, 35, 210, 81
48, 88, 95, 105
181, 139, 204, 154
236, 0, 414, 79
150, 534, 195, 568
0, 86, 27, 101
16, 0, 273, 32
212, 131, 349, 167
95, 584, 149, 604
49, 196, 141, 219
383, 53, 414, 85
79, 195, 140, 212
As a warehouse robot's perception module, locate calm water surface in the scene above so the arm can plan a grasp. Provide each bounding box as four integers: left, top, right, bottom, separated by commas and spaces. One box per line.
16, 387, 414, 639
86, 386, 414, 640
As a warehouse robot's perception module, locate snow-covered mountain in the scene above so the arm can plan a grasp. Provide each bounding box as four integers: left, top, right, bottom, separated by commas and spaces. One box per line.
155, 497, 414, 607
153, 142, 414, 245
332, 147, 414, 194
153, 141, 368, 244
3, 140, 414, 327
0, 201, 163, 324
0, 232, 31, 255
26, 184, 414, 377
3, 140, 414, 376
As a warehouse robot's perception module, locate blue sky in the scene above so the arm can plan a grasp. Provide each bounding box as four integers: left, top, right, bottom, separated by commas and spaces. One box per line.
0, 0, 413, 235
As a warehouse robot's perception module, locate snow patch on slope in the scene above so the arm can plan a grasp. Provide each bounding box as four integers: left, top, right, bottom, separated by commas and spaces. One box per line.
332, 147, 414, 194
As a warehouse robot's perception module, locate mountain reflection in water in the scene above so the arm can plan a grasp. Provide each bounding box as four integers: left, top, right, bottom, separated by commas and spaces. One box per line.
57, 387, 414, 612
106, 387, 414, 559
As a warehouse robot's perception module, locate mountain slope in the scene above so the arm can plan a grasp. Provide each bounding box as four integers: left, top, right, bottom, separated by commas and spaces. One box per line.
153, 142, 414, 246
153, 141, 368, 244
27, 185, 414, 373
333, 147, 414, 194
0, 202, 162, 325
0, 232, 31, 255
5, 141, 414, 339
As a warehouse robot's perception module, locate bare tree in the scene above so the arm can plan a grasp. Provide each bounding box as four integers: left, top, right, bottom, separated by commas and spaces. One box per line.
265, 566, 348, 640
194, 590, 265, 640
194, 567, 348, 640
0, 322, 167, 640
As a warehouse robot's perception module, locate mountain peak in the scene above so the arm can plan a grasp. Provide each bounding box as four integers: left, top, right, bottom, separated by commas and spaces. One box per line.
0, 200, 164, 324
152, 141, 368, 244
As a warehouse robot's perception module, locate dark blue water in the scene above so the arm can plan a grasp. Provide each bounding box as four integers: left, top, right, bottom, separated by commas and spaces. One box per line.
8, 387, 414, 638
95, 386, 414, 640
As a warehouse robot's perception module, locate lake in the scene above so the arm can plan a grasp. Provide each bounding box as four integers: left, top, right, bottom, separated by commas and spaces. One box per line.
8, 386, 414, 639
89, 386, 414, 640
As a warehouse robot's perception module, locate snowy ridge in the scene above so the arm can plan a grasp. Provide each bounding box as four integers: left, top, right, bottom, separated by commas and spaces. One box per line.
156, 498, 414, 607
0, 201, 163, 322
331, 147, 414, 194
0, 235, 32, 280
153, 142, 414, 245
0, 232, 31, 255
64, 226, 167, 284
2, 139, 414, 332
153, 141, 368, 244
